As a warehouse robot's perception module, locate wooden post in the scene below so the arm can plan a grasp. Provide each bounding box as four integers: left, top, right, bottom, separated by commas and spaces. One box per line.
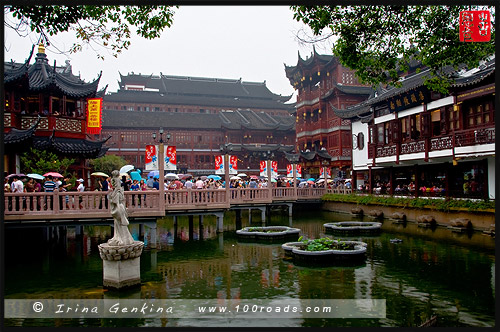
267, 160, 272, 201
224, 153, 230, 205
159, 142, 165, 212
292, 163, 297, 200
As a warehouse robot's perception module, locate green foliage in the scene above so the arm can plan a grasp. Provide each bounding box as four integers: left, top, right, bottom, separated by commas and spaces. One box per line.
291, 5, 495, 93
301, 237, 354, 251
89, 154, 127, 176
6, 5, 177, 59
20, 147, 75, 176
322, 193, 495, 212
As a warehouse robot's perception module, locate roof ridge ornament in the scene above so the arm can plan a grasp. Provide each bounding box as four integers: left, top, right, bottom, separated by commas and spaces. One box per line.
38, 43, 45, 54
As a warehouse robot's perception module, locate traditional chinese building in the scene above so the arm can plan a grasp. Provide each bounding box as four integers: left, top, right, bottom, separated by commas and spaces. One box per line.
284, 47, 372, 179
334, 55, 495, 199
3, 44, 109, 179
100, 74, 296, 175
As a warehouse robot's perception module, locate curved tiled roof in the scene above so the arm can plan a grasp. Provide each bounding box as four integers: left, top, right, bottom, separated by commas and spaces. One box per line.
220, 109, 294, 131
104, 89, 295, 111
102, 109, 295, 132
33, 136, 108, 158
284, 149, 333, 162
4, 116, 40, 145
5, 46, 101, 97
284, 46, 337, 76
4, 46, 34, 84
114, 73, 292, 106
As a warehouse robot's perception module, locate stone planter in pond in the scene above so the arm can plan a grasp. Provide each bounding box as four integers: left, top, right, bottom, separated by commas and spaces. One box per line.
324, 221, 382, 234
236, 226, 300, 242
283, 239, 367, 265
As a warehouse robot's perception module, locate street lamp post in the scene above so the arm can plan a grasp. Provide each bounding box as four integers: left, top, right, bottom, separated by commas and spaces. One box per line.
287, 153, 300, 200
321, 159, 329, 192
152, 128, 171, 212
220, 143, 233, 207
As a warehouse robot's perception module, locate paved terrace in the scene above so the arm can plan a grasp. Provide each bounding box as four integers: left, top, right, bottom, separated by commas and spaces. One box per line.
4, 187, 351, 223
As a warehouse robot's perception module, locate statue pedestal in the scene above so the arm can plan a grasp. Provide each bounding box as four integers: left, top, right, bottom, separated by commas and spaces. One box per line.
98, 241, 144, 289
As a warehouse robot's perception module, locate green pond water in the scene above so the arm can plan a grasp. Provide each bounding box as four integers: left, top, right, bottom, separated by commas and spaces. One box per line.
3, 208, 495, 327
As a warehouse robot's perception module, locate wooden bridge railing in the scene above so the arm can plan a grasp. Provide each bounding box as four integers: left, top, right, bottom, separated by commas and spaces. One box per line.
3, 186, 348, 219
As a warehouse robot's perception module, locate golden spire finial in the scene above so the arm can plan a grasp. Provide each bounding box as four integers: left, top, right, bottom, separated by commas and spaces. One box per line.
38, 43, 45, 54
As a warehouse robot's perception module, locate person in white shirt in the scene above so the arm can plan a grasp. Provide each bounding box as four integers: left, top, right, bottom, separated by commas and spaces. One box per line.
77, 178, 84, 208
11, 176, 24, 193
11, 176, 24, 211
195, 178, 205, 189
184, 180, 193, 189
77, 179, 85, 192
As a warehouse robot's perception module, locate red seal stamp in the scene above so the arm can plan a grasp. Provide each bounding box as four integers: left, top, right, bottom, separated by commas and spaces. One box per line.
460, 10, 491, 42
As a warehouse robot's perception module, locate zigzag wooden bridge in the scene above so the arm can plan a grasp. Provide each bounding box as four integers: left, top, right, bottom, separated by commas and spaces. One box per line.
4, 187, 352, 231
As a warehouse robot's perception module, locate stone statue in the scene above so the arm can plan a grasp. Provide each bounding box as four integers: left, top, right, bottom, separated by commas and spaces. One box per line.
98, 169, 143, 289
107, 170, 134, 246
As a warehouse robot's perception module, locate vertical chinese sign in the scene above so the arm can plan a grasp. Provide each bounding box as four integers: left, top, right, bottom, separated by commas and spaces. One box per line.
460, 10, 491, 42
86, 98, 102, 134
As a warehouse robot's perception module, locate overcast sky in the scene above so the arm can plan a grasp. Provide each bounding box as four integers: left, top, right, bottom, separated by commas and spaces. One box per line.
4, 6, 334, 100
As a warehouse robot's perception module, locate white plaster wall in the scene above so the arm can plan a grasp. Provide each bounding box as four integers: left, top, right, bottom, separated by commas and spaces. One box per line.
351, 120, 370, 170
427, 96, 454, 110
455, 144, 495, 156
374, 113, 396, 124
487, 157, 495, 199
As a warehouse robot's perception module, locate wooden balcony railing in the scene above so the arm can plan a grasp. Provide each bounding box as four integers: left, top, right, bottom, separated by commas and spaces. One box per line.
370, 126, 495, 159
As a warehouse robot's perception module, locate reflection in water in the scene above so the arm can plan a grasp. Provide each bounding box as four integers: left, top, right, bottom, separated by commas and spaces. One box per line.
4, 210, 495, 327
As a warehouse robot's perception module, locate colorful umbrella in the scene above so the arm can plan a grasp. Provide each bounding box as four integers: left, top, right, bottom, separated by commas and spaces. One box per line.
307, 178, 315, 182
250, 175, 259, 180
165, 173, 179, 180
27, 173, 45, 180
130, 171, 142, 181
43, 172, 63, 178
7, 173, 26, 178
91, 172, 109, 177
148, 170, 159, 178
230, 176, 241, 180
119, 165, 134, 174
207, 174, 221, 180
237, 173, 247, 177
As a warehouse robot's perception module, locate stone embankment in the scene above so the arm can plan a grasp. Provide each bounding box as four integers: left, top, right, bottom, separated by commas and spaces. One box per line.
323, 201, 494, 231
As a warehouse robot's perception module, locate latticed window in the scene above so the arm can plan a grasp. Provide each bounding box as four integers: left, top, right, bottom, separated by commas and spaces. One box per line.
464, 98, 494, 129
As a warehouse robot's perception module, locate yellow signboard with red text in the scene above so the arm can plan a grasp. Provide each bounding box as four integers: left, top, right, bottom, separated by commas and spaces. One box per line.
86, 98, 102, 134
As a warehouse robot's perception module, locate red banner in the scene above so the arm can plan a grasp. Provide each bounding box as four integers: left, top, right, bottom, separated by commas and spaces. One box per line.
145, 145, 157, 170
320, 167, 331, 178
287, 164, 302, 178
271, 161, 278, 173
259, 161, 266, 173
86, 98, 102, 134
165, 146, 177, 170
229, 155, 238, 172
215, 155, 223, 172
